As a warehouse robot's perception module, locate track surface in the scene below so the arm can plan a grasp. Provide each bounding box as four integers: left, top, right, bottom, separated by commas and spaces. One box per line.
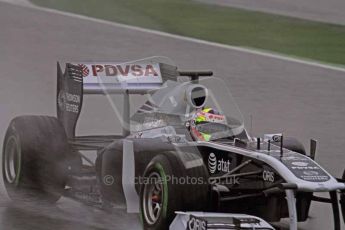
1, 2, 345, 229
196, 0, 345, 25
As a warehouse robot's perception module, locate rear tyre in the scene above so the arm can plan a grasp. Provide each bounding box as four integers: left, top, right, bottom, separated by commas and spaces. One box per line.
2, 116, 69, 203
140, 152, 209, 230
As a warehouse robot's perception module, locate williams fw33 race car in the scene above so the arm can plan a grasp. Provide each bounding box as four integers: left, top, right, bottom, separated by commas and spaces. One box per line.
3, 56, 345, 230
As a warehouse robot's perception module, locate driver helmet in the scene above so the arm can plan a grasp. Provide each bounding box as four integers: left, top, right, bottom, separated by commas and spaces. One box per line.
190, 107, 226, 141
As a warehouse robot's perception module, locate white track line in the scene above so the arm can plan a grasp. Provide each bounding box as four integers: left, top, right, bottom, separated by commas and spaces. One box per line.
3, 0, 345, 73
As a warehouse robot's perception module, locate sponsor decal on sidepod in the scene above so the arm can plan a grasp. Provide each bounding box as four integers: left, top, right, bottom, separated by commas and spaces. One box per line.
208, 153, 217, 174
208, 153, 232, 174
187, 215, 207, 230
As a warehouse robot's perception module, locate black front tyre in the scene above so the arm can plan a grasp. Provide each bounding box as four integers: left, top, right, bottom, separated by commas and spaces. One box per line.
140, 152, 209, 230
2, 116, 69, 203
340, 170, 345, 224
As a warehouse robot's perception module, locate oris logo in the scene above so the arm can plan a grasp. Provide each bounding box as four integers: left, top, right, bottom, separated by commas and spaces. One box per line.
208, 153, 217, 174
263, 170, 275, 183
187, 216, 207, 230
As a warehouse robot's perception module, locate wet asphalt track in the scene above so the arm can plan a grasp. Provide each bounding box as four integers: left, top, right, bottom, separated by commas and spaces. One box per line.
1, 2, 345, 229
196, 0, 345, 25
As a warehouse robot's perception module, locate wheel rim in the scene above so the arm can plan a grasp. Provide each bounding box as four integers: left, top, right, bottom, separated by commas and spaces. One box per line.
4, 136, 20, 184
143, 171, 164, 225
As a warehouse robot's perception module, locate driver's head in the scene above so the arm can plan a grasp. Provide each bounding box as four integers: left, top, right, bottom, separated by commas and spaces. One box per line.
190, 108, 225, 141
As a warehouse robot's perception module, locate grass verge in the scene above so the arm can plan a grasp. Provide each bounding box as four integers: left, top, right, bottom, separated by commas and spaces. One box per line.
31, 0, 345, 65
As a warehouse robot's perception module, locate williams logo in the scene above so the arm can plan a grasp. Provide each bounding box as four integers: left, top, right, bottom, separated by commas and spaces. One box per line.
208, 153, 232, 174
208, 153, 217, 174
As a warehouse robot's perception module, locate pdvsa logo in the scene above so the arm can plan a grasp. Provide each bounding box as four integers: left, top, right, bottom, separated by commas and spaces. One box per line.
89, 64, 159, 77
208, 153, 217, 174
208, 153, 232, 174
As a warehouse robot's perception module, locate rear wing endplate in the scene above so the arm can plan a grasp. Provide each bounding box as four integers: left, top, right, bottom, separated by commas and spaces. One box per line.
56, 61, 213, 138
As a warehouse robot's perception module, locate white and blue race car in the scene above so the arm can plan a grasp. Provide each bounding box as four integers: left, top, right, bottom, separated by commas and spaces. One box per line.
3, 57, 345, 230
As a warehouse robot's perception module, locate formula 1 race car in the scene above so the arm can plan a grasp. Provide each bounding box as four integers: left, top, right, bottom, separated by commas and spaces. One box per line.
2, 56, 345, 230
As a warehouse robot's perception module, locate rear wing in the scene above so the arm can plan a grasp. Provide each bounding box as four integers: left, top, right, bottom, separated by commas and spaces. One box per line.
56, 60, 213, 138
